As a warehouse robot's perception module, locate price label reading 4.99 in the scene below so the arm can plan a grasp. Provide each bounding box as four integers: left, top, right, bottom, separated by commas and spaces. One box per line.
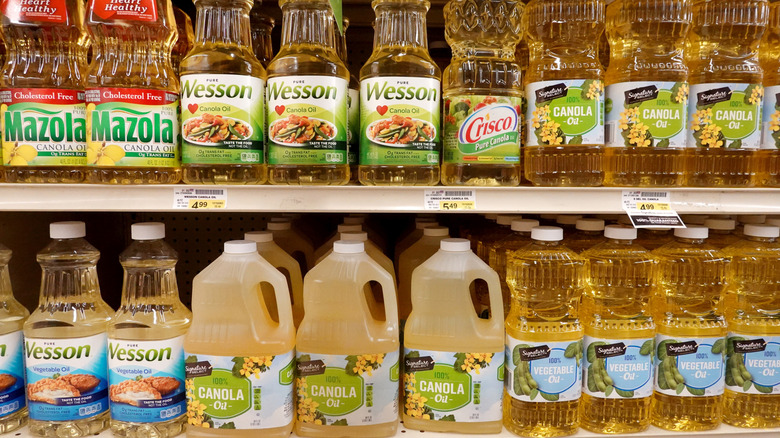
173, 188, 228, 210
622, 190, 683, 228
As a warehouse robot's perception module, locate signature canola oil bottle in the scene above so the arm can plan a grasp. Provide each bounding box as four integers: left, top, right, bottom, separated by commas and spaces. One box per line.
759, 0, 780, 186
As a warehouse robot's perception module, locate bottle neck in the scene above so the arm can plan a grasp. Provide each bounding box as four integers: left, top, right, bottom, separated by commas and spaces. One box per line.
39, 264, 101, 304
0, 263, 12, 302
607, 238, 634, 246
280, 0, 338, 50
676, 237, 706, 245
745, 236, 777, 244
373, 3, 429, 51
532, 240, 561, 248
120, 263, 179, 307
452, 47, 514, 61
195, 1, 253, 47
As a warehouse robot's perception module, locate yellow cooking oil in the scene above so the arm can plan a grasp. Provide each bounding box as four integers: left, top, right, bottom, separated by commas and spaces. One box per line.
0, 243, 29, 434
250, 4, 275, 68
504, 226, 584, 437
336, 17, 360, 182
441, 0, 524, 186
398, 226, 450, 324
604, 0, 692, 187
488, 219, 538, 319
266, 0, 350, 185
172, 6, 194, 74
703, 218, 740, 248
523, 0, 606, 187
685, 0, 769, 187
759, 0, 780, 186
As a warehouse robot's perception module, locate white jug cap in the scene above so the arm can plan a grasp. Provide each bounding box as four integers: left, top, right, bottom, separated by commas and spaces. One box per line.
556, 215, 583, 226
704, 218, 736, 231
334, 240, 364, 254
244, 231, 273, 243
675, 225, 708, 239
337, 224, 362, 233
604, 225, 637, 240
50, 221, 86, 239
440, 238, 471, 252
512, 219, 540, 232
424, 226, 449, 237
766, 218, 780, 227
532, 226, 563, 242
267, 222, 291, 231
415, 221, 439, 229
343, 217, 365, 225
340, 232, 368, 242
744, 224, 780, 238
224, 240, 258, 254
131, 222, 165, 240
576, 218, 605, 232
738, 215, 766, 225
497, 214, 522, 225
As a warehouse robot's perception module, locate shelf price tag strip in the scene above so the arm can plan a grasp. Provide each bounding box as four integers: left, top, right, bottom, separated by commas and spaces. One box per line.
622, 190, 684, 228
173, 188, 228, 210
424, 189, 476, 211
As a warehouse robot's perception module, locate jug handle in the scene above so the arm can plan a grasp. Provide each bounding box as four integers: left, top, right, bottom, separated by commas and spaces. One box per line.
466, 269, 505, 327
266, 267, 295, 333
362, 263, 399, 328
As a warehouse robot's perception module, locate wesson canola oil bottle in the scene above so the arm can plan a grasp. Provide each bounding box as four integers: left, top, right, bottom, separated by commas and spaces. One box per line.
250, 3, 274, 68
760, 0, 780, 186
171, 6, 194, 74
0, 243, 29, 433
336, 17, 360, 182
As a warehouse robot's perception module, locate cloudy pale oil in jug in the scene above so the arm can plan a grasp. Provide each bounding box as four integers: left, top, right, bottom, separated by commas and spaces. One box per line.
759, 0, 780, 187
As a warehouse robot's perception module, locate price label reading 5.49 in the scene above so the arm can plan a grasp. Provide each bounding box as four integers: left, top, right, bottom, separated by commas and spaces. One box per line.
174, 188, 228, 210
441, 201, 475, 210
425, 189, 477, 211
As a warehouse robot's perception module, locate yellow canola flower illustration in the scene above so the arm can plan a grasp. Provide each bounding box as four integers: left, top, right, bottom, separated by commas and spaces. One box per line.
352, 353, 384, 376
3, 143, 37, 165
296, 377, 324, 425
674, 83, 689, 104
586, 81, 603, 100
403, 373, 430, 420
460, 352, 494, 374
749, 85, 764, 105
239, 356, 274, 378
87, 142, 125, 165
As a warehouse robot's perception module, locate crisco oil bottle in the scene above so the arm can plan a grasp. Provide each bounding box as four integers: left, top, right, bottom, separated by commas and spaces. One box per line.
296, 241, 399, 437
487, 219, 539, 316
250, 3, 274, 68
441, 0, 524, 186
760, 0, 780, 186
398, 226, 450, 324
171, 6, 194, 73
523, 0, 606, 187
359, 0, 441, 186
336, 17, 360, 182
604, 0, 692, 187
704, 218, 740, 248
85, 0, 181, 184
580, 226, 656, 433
0, 243, 29, 433
686, 0, 769, 187
504, 226, 584, 437
565, 218, 606, 253
24, 222, 113, 437
108, 223, 191, 438
651, 226, 727, 431
0, 0, 89, 183
267, 220, 316, 273
404, 239, 505, 432
267, 0, 349, 185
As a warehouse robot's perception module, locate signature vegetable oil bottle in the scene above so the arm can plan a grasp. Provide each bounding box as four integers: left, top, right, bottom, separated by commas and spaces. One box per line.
604, 0, 692, 187
686, 0, 769, 187
171, 6, 194, 74
488, 219, 538, 316
250, 3, 275, 68
759, 0, 780, 186
0, 243, 29, 433
523, 0, 606, 187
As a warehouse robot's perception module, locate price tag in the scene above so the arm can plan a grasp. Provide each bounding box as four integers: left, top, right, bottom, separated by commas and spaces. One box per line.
173, 188, 227, 210
622, 191, 684, 228
424, 189, 477, 211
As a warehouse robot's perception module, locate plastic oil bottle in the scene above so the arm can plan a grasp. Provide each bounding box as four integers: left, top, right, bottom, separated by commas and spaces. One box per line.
108, 223, 191, 437
184, 240, 295, 437
266, 0, 350, 185
635, 228, 674, 251
721, 224, 780, 428
0, 0, 89, 183
267, 220, 316, 273
565, 218, 607, 253
171, 6, 194, 73
359, 0, 441, 186
85, 0, 182, 184
336, 17, 360, 182
504, 226, 584, 437
441, 0, 525, 186
314, 223, 363, 261
24, 222, 113, 437
760, 0, 780, 186
580, 225, 656, 433
250, 4, 275, 68
316, 232, 396, 283
0, 243, 29, 433
398, 226, 450, 323
488, 219, 539, 315
651, 226, 728, 431
296, 241, 399, 437
523, 0, 606, 187
603, 0, 692, 187
704, 218, 740, 248
394, 219, 438, 267
403, 239, 505, 432
685, 0, 769, 187
477, 215, 523, 263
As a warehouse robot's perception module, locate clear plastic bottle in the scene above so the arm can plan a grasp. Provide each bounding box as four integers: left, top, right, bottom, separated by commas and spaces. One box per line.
635, 227, 674, 251
477, 214, 523, 263
704, 218, 740, 248
580, 225, 656, 433
565, 218, 607, 253
24, 222, 113, 437
108, 223, 191, 438
759, 0, 780, 186
171, 6, 194, 74
267, 220, 316, 273
317, 232, 396, 283
336, 17, 360, 183
488, 219, 539, 316
504, 226, 584, 437
523, 0, 606, 187
394, 220, 438, 267
398, 226, 450, 323
314, 223, 363, 261
441, 0, 524, 186
250, 4, 275, 68
0, 243, 29, 433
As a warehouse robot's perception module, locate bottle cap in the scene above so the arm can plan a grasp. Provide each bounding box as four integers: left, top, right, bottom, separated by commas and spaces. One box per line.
497, 214, 522, 226
415, 221, 439, 230
224, 240, 258, 254
556, 215, 583, 226
766, 218, 780, 227
532, 226, 563, 242
50, 221, 86, 239
340, 231, 368, 242
440, 238, 471, 252
738, 215, 766, 225
512, 219, 540, 232
744, 224, 780, 238
576, 218, 605, 232
680, 215, 709, 225
131, 222, 165, 240
337, 224, 362, 233
675, 225, 708, 239
540, 214, 558, 220
604, 225, 637, 240
333, 240, 364, 254
704, 219, 736, 231
343, 217, 365, 225
244, 231, 274, 243
423, 226, 449, 237
267, 222, 291, 231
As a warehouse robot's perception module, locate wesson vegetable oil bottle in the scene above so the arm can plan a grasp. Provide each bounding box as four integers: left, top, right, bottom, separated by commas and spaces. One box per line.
403, 239, 505, 432
686, 0, 769, 187
85, 0, 181, 184
604, 0, 692, 187
580, 226, 656, 433
359, 0, 441, 186
523, 0, 606, 187
296, 241, 400, 437
0, 0, 89, 183
108, 223, 191, 437
722, 224, 780, 428
651, 226, 727, 431
184, 240, 295, 438
24, 222, 113, 437
250, 4, 274, 68
441, 0, 525, 186
0, 243, 29, 433
179, 0, 266, 184
336, 17, 360, 182
759, 0, 780, 186
266, 0, 350, 185
504, 226, 584, 437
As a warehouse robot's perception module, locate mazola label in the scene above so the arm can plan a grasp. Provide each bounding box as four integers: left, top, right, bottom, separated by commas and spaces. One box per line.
0, 331, 26, 417
688, 83, 763, 149
89, 0, 158, 22
654, 335, 725, 397
605, 82, 688, 148
525, 79, 604, 147
443, 95, 522, 164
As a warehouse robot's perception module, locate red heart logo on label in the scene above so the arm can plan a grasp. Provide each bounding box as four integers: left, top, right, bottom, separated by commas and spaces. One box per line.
377, 105, 389, 116
275, 105, 286, 115
187, 103, 199, 114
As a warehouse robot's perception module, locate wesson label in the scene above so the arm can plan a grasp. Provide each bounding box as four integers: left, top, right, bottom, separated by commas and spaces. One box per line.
24, 333, 109, 421
688, 83, 763, 149
184, 351, 295, 430
654, 334, 725, 397
0, 331, 26, 417
761, 85, 780, 149
605, 81, 688, 148
1, 88, 87, 166
89, 0, 158, 22
266, 75, 348, 165
526, 79, 604, 147
348, 87, 359, 165
180, 74, 265, 165
505, 336, 582, 402
108, 336, 187, 424
86, 88, 179, 167
359, 76, 440, 166
295, 351, 399, 426
582, 336, 654, 399
443, 95, 522, 164
725, 334, 780, 395
2, 0, 68, 23
402, 348, 504, 422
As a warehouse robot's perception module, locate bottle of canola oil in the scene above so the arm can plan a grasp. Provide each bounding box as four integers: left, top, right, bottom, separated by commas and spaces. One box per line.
565, 218, 607, 253
0, 243, 29, 434
171, 6, 194, 74
398, 226, 450, 324
336, 17, 360, 182
487, 219, 538, 315
760, 0, 780, 186
250, 3, 275, 68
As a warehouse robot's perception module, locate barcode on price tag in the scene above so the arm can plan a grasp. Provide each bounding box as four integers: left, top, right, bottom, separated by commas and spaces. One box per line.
424, 189, 476, 211
173, 188, 227, 210
622, 190, 684, 228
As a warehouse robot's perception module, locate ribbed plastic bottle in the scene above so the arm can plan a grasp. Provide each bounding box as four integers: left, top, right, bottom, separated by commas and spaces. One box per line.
336, 17, 360, 182
636, 228, 674, 251
171, 6, 194, 73
760, 0, 780, 186
565, 218, 607, 253
267, 220, 316, 273
477, 214, 523, 263
250, 3, 275, 68
398, 226, 451, 324
0, 243, 29, 433
704, 218, 740, 248
488, 219, 539, 316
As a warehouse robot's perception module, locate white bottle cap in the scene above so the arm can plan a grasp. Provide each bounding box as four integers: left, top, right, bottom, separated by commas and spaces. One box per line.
50, 221, 86, 239
512, 219, 540, 233
267, 222, 291, 231
532, 226, 564, 242
333, 240, 364, 254
484, 214, 498, 221
576, 218, 605, 232
131, 222, 165, 240
738, 215, 766, 225
556, 215, 583, 226
744, 224, 780, 238
340, 231, 368, 242
766, 218, 780, 227
244, 231, 274, 243
423, 226, 449, 237
440, 238, 471, 252
704, 218, 736, 231
269, 217, 291, 223
337, 224, 362, 233
224, 240, 258, 254
343, 217, 365, 225
680, 215, 709, 225
604, 225, 637, 240
675, 225, 708, 240
497, 214, 523, 226
415, 221, 439, 230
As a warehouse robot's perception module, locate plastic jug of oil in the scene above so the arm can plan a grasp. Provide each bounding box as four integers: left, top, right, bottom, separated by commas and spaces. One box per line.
704, 218, 740, 248
398, 226, 450, 323
267, 220, 316, 273
566, 218, 606, 253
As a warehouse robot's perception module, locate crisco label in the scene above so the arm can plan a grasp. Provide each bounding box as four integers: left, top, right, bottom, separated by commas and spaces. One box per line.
761, 86, 780, 149
654, 334, 725, 397
0, 331, 26, 418
359, 77, 440, 166
443, 95, 522, 164
606, 82, 688, 149
108, 337, 186, 424
1, 0, 69, 23
295, 351, 399, 426
86, 88, 179, 167
266, 75, 348, 165
180, 74, 264, 165
348, 87, 359, 165
1, 88, 87, 166
184, 351, 295, 430
688, 83, 763, 149
89, 0, 157, 22
403, 348, 503, 422
525, 79, 604, 146
505, 336, 582, 402
24, 334, 109, 421
725, 334, 780, 394
582, 336, 654, 399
